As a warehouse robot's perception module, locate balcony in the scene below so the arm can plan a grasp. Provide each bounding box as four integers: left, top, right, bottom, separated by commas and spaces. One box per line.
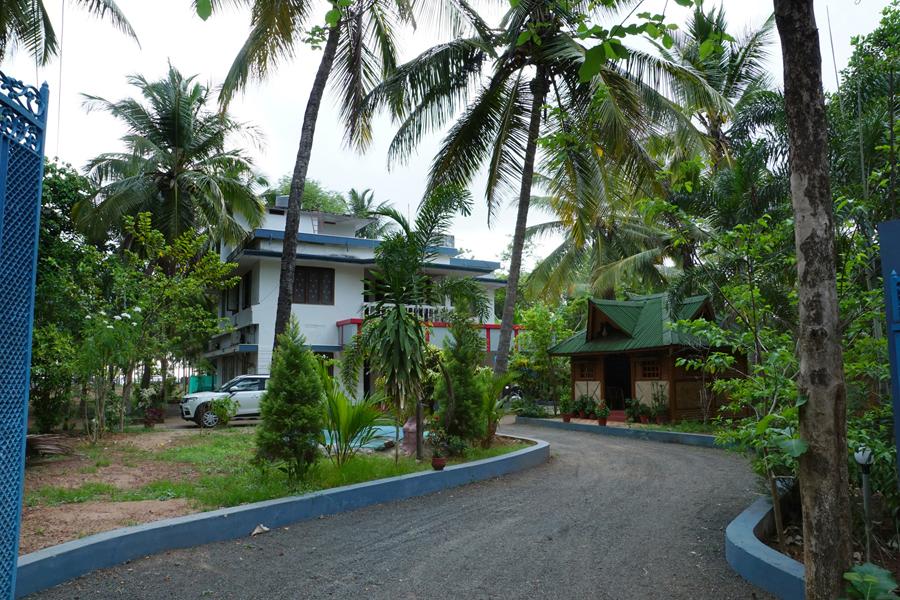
361, 302, 445, 323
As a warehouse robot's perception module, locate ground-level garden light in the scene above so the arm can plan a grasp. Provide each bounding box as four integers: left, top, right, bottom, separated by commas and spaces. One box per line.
854, 446, 875, 562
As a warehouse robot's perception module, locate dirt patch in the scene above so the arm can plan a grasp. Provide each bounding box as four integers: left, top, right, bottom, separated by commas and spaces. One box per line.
19, 499, 194, 555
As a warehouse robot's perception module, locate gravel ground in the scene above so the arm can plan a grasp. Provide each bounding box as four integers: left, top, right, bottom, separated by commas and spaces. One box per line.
29, 421, 772, 600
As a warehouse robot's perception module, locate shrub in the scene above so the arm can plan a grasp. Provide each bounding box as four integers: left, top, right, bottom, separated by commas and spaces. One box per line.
508, 303, 571, 409
320, 361, 387, 467
558, 393, 573, 415
434, 314, 486, 441
256, 318, 323, 485
210, 396, 239, 427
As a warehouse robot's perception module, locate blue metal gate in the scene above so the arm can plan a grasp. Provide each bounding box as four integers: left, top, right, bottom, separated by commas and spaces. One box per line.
0, 72, 49, 598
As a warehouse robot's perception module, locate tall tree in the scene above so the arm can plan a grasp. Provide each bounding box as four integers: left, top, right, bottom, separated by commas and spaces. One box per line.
0, 0, 135, 64
359, 0, 722, 374
773, 1, 852, 596
217, 0, 424, 346
78, 65, 265, 245
656, 4, 775, 166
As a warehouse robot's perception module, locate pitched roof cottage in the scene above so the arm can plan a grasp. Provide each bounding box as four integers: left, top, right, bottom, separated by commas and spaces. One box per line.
549, 293, 730, 422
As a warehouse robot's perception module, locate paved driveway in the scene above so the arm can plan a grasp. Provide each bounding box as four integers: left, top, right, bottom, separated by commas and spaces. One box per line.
29, 422, 771, 599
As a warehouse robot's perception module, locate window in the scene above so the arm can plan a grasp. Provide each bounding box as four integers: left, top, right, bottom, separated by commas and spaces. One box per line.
241, 271, 252, 309
226, 285, 239, 313
640, 359, 661, 379
293, 267, 335, 305
575, 361, 595, 380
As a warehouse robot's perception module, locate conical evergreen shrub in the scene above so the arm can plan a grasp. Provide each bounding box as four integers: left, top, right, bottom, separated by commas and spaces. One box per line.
256, 317, 323, 484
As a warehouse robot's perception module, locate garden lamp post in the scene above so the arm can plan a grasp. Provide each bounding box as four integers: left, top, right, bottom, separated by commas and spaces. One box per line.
854, 446, 875, 562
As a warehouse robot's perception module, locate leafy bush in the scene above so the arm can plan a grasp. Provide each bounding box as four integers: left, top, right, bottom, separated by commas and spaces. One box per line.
508, 304, 572, 410
142, 407, 165, 428
433, 314, 487, 441
256, 318, 323, 485
210, 396, 239, 427
30, 325, 76, 433
843, 563, 899, 599
558, 393, 573, 415
319, 361, 387, 467
511, 396, 547, 418
478, 369, 509, 447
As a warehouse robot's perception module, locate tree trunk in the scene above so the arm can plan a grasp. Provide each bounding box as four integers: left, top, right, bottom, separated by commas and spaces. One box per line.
120, 367, 133, 432
494, 68, 549, 375
272, 25, 341, 347
890, 64, 896, 218
774, 2, 852, 597
140, 359, 152, 390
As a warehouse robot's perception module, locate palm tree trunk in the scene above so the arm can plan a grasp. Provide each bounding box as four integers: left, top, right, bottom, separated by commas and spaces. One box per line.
273, 24, 341, 346
494, 69, 548, 375
774, 2, 852, 597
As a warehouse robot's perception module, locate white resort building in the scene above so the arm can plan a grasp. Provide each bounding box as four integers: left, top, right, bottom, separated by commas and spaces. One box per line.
206, 197, 514, 396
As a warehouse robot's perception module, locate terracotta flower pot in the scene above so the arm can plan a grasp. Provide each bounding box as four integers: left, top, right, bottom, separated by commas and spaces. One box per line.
639, 415, 650, 424
597, 417, 607, 426
562, 414, 572, 423
578, 411, 586, 419
431, 457, 447, 471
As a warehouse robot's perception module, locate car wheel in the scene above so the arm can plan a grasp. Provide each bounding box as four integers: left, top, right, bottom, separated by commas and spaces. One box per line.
195, 405, 219, 428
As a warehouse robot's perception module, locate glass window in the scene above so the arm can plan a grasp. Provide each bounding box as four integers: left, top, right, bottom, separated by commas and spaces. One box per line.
241, 271, 252, 309
293, 267, 335, 305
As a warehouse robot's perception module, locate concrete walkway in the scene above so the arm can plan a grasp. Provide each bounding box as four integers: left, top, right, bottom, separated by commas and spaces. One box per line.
28, 422, 771, 599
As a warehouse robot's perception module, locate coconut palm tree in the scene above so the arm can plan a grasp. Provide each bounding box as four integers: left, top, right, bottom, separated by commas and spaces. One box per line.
357, 0, 724, 374
216, 0, 475, 346
525, 167, 674, 301
347, 188, 392, 238
77, 64, 265, 246
655, 5, 775, 166
0, 0, 135, 65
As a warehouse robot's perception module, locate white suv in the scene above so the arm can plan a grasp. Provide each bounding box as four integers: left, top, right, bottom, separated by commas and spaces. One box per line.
180, 375, 269, 428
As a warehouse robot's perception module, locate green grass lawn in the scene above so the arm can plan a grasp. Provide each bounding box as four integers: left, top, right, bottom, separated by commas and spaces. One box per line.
26, 430, 531, 511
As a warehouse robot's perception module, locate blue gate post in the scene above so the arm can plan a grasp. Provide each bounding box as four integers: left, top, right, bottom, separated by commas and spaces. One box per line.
878, 220, 900, 485
0, 72, 49, 599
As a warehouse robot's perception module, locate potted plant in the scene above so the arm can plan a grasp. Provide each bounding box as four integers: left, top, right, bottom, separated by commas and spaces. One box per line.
624, 398, 641, 423
596, 403, 610, 426
577, 395, 591, 419
559, 394, 573, 423
651, 383, 669, 425
430, 426, 448, 471
639, 404, 652, 425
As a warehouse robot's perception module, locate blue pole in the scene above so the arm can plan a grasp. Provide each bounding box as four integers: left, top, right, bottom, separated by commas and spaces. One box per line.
877, 220, 900, 487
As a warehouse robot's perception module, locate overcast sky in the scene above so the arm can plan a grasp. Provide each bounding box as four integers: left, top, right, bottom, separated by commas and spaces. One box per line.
0, 0, 891, 267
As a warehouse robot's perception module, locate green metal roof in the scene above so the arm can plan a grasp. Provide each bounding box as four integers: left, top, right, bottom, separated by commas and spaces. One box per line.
549, 293, 710, 356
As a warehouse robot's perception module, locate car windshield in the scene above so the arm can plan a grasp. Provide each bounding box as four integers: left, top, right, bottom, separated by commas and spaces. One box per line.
216, 378, 243, 393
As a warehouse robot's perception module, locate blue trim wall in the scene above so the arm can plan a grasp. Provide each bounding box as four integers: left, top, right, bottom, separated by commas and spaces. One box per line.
252, 229, 462, 257
239, 249, 501, 275
725, 497, 804, 599
515, 416, 718, 448
15, 435, 549, 598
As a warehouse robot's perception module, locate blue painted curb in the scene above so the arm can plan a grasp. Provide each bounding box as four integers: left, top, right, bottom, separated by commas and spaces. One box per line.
725, 497, 804, 599
515, 416, 718, 448
15, 434, 548, 598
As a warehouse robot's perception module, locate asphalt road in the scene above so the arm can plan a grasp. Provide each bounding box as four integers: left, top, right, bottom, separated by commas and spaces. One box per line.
30, 422, 771, 600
